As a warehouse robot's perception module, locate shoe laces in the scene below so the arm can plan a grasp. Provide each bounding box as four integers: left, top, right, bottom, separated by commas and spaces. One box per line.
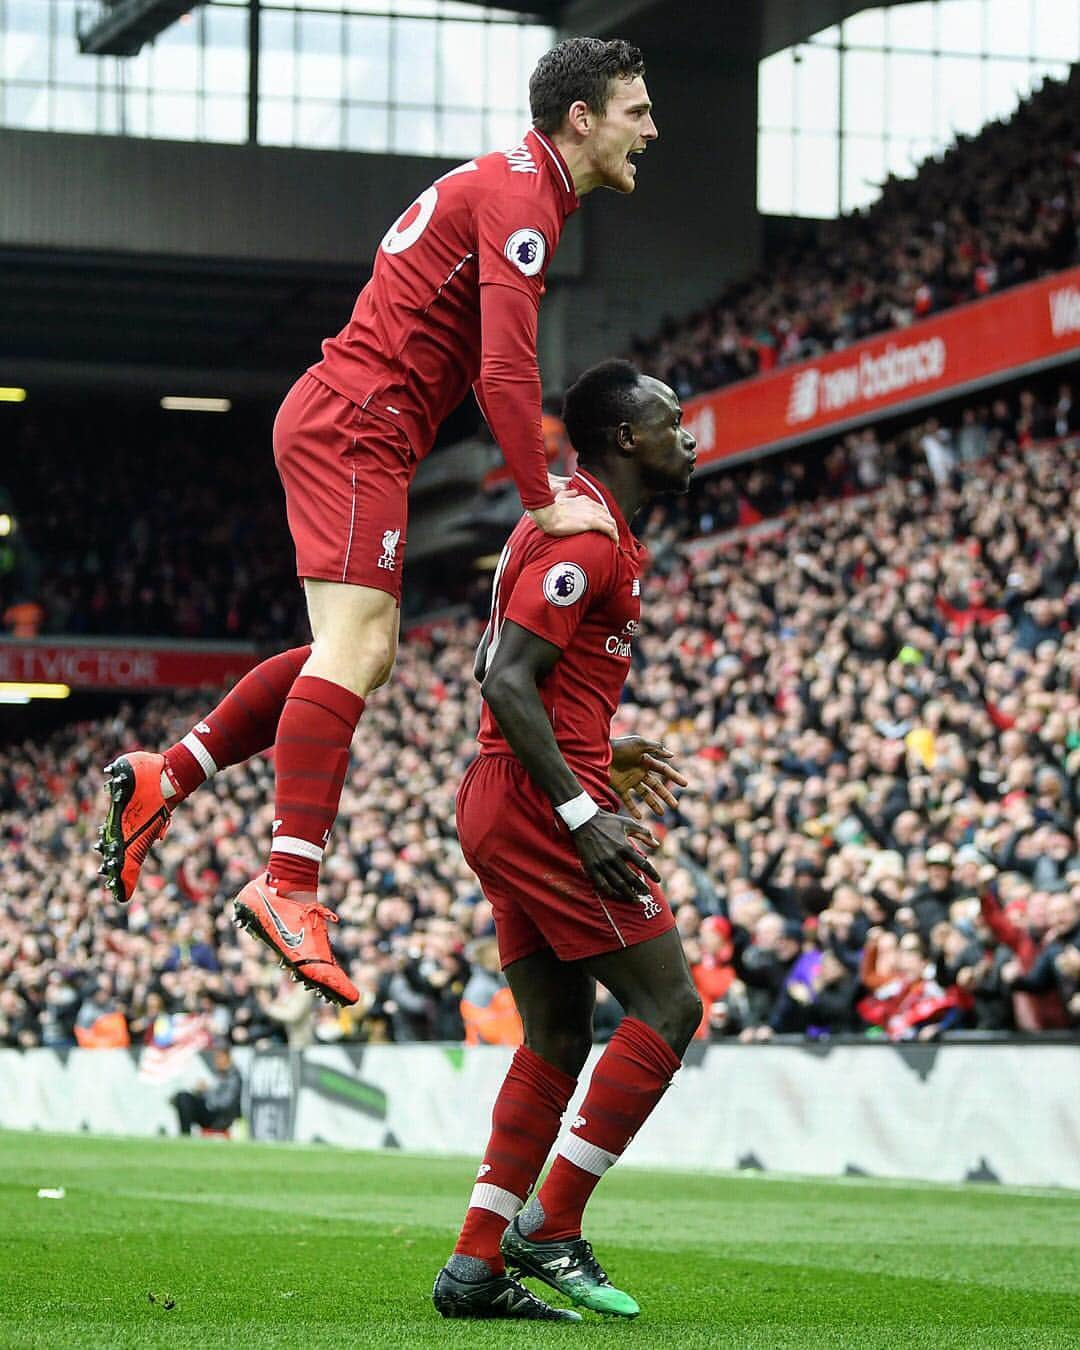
505, 1276, 553, 1313
301, 902, 340, 926
574, 1240, 610, 1287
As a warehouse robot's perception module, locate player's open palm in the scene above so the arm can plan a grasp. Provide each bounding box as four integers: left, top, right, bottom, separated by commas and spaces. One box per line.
609, 737, 687, 819
529, 487, 617, 541
571, 809, 661, 903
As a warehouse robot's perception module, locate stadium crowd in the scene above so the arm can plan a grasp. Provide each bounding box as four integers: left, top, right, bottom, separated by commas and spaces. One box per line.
2, 382, 1077, 1051
3, 69, 1078, 643
633, 68, 1079, 397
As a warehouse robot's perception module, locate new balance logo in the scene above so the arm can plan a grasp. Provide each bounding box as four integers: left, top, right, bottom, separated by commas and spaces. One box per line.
490, 1288, 531, 1314
195, 722, 211, 735
257, 887, 305, 950
476, 1163, 491, 1179
271, 819, 283, 834
542, 1256, 574, 1272
786, 368, 821, 424
572, 1115, 586, 1130
377, 528, 401, 571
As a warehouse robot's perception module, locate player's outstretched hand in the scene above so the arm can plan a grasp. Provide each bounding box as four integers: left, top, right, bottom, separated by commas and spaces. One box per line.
570, 809, 661, 904
529, 487, 617, 542
609, 736, 688, 820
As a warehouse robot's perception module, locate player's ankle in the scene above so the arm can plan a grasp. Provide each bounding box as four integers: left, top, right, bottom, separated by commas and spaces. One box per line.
265, 874, 316, 899
446, 1252, 504, 1281
266, 859, 320, 895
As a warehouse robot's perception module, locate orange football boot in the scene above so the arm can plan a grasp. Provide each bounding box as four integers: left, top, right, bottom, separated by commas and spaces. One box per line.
232, 875, 359, 1006
97, 752, 173, 903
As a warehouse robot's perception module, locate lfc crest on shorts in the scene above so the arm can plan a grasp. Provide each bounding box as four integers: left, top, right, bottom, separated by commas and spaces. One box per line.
377, 529, 401, 571
639, 893, 662, 920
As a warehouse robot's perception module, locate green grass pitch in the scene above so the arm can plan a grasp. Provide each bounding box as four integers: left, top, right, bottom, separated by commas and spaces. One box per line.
1, 1132, 1077, 1349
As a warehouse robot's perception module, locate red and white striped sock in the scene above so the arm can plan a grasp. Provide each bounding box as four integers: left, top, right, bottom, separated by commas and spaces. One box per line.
523, 1018, 681, 1242
161, 645, 312, 802
266, 674, 365, 894
451, 1046, 578, 1276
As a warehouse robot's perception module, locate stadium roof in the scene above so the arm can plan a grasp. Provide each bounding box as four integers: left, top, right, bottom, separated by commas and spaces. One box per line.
468, 0, 914, 59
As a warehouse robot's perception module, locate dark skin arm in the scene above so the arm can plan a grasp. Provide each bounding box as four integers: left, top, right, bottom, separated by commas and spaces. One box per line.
477, 632, 687, 820
481, 619, 662, 903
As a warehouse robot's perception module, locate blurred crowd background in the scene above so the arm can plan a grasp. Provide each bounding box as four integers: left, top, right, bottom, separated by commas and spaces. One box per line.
2, 404, 1076, 1052
1, 64, 1077, 1055
1, 67, 1076, 643
634, 67, 1079, 398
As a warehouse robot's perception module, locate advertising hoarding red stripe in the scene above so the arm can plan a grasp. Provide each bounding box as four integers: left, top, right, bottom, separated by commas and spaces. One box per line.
0, 640, 260, 691
683, 266, 1080, 467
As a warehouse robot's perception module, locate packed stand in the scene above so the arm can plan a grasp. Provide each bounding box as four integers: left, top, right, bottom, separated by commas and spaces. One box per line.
632, 69, 1079, 399
1, 386, 1078, 1050
0, 402, 307, 644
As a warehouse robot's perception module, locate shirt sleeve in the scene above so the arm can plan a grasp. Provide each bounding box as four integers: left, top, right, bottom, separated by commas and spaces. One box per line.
476, 282, 554, 511
503, 532, 616, 651
475, 188, 554, 299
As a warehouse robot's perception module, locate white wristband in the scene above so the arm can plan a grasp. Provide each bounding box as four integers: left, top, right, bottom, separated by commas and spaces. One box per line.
556, 791, 598, 831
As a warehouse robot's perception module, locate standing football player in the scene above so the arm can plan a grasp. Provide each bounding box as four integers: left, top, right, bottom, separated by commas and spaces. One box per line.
97, 39, 658, 1007
433, 359, 700, 1322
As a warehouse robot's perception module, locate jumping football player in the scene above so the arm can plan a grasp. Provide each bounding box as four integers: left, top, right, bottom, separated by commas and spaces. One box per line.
97, 39, 659, 1007
432, 359, 701, 1322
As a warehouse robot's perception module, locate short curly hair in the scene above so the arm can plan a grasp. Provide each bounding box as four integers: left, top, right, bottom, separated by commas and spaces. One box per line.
562, 359, 642, 464
529, 37, 645, 136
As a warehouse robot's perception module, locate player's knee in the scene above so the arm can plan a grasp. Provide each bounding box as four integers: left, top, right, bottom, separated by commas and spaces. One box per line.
526, 1026, 591, 1079
367, 644, 398, 692
653, 983, 702, 1059
355, 632, 397, 694
311, 626, 395, 697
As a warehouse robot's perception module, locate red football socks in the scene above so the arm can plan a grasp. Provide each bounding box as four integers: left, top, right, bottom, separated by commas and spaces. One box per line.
528, 1018, 681, 1242
453, 1046, 578, 1274
162, 645, 312, 801
265, 674, 365, 893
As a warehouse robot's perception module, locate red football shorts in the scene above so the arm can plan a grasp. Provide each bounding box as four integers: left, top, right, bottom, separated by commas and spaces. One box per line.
273, 372, 415, 601
456, 754, 675, 968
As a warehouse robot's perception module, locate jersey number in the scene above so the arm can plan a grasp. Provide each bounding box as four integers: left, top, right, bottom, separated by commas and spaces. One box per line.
381, 185, 439, 255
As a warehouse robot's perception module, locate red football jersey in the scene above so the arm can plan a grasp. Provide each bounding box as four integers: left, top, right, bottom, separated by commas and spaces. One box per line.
311, 128, 578, 511
477, 468, 648, 797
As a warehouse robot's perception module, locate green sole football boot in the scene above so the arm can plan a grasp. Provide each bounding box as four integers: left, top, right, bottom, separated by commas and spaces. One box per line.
501, 1217, 641, 1318
432, 1266, 582, 1321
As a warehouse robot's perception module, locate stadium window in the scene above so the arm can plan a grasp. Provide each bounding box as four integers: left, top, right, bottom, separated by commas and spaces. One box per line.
935, 56, 986, 139
985, 0, 1032, 57
345, 103, 389, 154
935, 0, 983, 55
758, 0, 1080, 220
0, 1, 549, 156
843, 49, 886, 138
392, 105, 438, 156
344, 15, 392, 106
842, 8, 887, 47
886, 53, 936, 140
296, 99, 342, 150
795, 44, 839, 135
1032, 0, 1080, 60
757, 129, 795, 217
841, 134, 887, 214
296, 10, 345, 104
887, 1, 935, 52
392, 18, 438, 107
795, 130, 840, 218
